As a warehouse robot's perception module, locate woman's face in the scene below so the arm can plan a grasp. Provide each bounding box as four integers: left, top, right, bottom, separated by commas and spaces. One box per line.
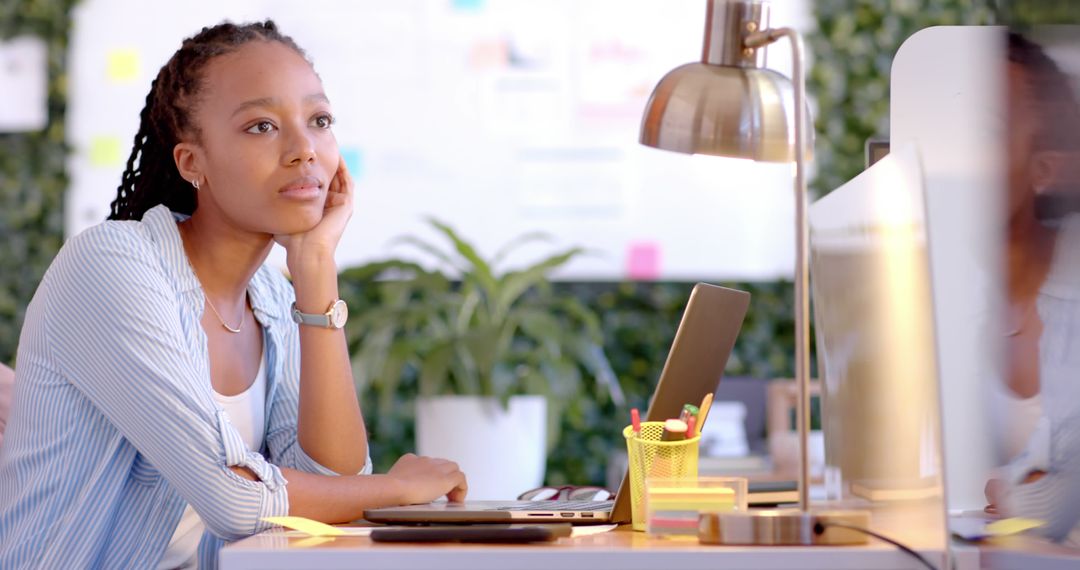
179, 40, 340, 236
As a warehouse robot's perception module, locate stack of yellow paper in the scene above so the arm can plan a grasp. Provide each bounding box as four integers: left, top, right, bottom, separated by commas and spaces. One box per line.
645, 484, 739, 536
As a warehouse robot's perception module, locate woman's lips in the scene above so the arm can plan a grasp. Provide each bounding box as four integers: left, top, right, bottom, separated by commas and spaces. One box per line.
279, 176, 323, 200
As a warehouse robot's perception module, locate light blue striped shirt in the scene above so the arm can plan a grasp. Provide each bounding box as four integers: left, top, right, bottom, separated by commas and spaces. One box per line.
1003, 215, 1080, 544
0, 205, 370, 568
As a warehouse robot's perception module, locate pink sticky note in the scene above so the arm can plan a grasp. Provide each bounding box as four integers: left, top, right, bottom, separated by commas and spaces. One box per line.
626, 242, 661, 280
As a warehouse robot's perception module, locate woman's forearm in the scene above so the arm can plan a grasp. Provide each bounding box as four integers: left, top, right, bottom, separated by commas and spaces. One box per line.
290, 253, 369, 474
282, 468, 405, 523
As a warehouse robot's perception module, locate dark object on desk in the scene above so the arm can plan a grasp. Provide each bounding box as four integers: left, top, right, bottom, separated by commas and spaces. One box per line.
748, 480, 798, 506
370, 524, 572, 544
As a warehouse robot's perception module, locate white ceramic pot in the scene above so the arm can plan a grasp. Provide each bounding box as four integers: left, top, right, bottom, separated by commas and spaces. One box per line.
415, 395, 546, 500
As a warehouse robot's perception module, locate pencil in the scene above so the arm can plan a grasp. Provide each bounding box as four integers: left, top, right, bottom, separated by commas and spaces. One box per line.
696, 393, 714, 437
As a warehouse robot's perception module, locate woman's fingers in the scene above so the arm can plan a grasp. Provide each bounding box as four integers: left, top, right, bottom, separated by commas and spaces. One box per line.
324, 191, 348, 209
329, 155, 354, 195
445, 469, 468, 503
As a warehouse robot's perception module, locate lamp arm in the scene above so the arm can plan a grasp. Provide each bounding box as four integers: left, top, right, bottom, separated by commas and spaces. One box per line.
747, 27, 811, 511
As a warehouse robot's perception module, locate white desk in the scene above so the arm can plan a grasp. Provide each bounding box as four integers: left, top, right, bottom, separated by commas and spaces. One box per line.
221, 525, 950, 570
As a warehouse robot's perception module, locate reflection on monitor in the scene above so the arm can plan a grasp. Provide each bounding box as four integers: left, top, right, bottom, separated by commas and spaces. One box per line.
809, 144, 944, 503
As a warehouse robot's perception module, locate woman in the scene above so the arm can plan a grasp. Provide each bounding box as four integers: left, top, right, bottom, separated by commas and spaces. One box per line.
986, 32, 1080, 543
0, 21, 466, 568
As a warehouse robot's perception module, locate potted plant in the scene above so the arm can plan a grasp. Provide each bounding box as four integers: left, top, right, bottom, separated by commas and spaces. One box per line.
343, 219, 623, 499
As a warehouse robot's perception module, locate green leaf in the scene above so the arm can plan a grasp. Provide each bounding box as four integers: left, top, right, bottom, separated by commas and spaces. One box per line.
494, 247, 584, 318
427, 218, 499, 299
491, 231, 553, 268
391, 235, 464, 274
418, 342, 455, 397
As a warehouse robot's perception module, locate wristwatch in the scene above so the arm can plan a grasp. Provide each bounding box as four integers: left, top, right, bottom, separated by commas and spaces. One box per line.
291, 299, 348, 329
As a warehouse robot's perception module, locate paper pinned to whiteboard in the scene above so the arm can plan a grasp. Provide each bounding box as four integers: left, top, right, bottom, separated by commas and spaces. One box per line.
0, 36, 48, 132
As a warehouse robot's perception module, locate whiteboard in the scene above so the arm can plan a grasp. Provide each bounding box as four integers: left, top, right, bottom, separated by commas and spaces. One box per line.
67, 0, 809, 280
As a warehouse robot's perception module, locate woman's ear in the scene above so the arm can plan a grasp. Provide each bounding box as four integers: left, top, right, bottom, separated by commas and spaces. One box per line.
1030, 151, 1066, 194
173, 142, 203, 187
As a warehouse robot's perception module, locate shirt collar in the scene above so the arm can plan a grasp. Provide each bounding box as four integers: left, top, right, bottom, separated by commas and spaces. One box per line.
142, 205, 288, 324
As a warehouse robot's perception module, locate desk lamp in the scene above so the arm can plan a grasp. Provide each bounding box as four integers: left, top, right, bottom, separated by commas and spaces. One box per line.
639, 0, 869, 545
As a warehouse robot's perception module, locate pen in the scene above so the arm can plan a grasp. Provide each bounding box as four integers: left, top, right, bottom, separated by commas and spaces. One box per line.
631, 408, 641, 435
686, 416, 696, 439
696, 392, 714, 437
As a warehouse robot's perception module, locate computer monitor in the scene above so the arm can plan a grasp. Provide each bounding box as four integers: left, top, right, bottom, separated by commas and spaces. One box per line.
808, 144, 946, 503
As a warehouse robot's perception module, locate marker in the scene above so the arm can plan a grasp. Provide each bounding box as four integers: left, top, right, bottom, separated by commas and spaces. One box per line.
631, 408, 641, 434
681, 404, 699, 423
696, 393, 714, 437
686, 415, 696, 439
661, 419, 688, 441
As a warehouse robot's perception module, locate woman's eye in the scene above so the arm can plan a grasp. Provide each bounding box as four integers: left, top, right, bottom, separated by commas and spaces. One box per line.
246, 121, 275, 134
313, 115, 334, 129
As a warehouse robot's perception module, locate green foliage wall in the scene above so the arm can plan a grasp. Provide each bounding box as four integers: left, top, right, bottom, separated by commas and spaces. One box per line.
1000, 1, 1080, 26
0, 1, 76, 366
808, 0, 996, 196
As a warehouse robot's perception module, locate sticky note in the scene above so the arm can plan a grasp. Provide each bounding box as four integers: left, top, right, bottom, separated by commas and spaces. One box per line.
261, 516, 345, 537
341, 148, 363, 180
984, 517, 1045, 536
89, 136, 122, 167
626, 242, 661, 280
107, 49, 140, 83
292, 536, 335, 548
452, 0, 485, 11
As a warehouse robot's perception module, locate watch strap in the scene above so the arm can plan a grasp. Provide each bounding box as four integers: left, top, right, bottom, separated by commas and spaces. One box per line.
291, 302, 332, 328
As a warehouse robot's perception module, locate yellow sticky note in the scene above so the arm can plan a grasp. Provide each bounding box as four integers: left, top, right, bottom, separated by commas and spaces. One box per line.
293, 536, 335, 548
261, 516, 344, 537
89, 137, 122, 167
985, 517, 1046, 536
107, 49, 140, 82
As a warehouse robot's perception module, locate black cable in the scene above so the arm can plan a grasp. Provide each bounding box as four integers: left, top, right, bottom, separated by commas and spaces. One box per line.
813, 521, 938, 570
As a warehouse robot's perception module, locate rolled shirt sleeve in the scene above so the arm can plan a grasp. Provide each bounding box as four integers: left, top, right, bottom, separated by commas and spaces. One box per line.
46, 224, 288, 540
1003, 413, 1080, 543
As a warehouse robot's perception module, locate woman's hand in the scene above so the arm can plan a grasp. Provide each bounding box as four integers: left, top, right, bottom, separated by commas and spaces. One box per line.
387, 453, 469, 504
984, 470, 1047, 514
276, 156, 354, 277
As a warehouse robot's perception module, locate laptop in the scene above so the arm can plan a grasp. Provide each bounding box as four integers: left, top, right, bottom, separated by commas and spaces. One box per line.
363, 283, 750, 524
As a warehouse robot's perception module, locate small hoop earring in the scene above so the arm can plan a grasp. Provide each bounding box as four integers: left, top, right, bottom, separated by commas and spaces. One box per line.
192, 179, 200, 190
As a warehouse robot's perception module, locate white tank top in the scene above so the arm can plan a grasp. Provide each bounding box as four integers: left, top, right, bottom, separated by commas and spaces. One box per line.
157, 348, 267, 570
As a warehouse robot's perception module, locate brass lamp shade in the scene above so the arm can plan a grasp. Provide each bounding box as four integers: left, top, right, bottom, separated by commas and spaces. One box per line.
639, 62, 809, 162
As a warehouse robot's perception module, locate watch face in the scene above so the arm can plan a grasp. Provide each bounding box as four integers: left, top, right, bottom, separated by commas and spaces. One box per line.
330, 299, 348, 328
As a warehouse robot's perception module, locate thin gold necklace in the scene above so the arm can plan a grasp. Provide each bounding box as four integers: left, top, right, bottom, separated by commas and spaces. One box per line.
204, 295, 243, 334
1004, 299, 1037, 338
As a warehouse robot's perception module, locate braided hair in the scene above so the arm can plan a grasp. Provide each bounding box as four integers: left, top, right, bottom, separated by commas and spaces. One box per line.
108, 21, 306, 221
1008, 32, 1080, 154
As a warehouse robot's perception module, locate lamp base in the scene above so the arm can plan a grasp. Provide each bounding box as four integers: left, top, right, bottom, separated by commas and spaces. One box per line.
699, 509, 872, 545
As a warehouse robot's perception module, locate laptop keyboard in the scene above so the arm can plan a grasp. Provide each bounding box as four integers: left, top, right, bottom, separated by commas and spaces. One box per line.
494, 500, 614, 512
